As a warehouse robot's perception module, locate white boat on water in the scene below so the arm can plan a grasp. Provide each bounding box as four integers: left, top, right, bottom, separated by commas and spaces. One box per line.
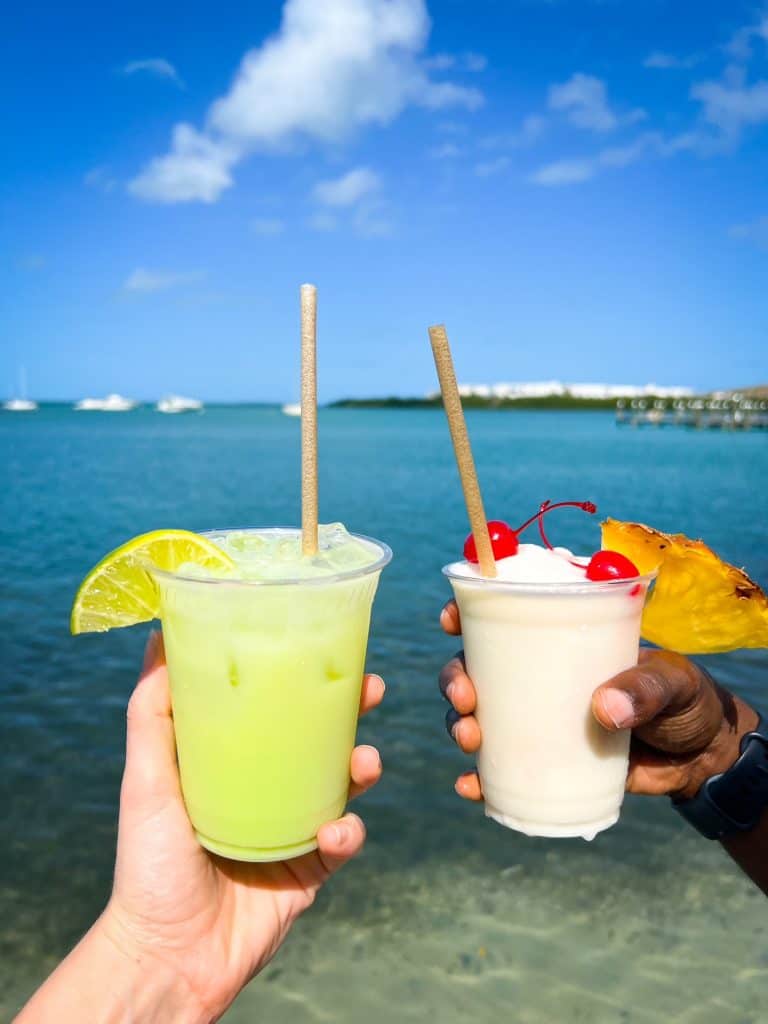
75, 393, 137, 412
4, 367, 38, 411
3, 397, 38, 412
157, 395, 204, 414
282, 403, 301, 417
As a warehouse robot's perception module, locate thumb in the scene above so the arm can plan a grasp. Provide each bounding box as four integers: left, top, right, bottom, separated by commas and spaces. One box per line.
122, 630, 181, 803
592, 650, 724, 754
315, 812, 367, 876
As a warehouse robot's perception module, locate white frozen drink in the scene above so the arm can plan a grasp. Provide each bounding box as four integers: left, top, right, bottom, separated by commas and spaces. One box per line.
445, 543, 654, 840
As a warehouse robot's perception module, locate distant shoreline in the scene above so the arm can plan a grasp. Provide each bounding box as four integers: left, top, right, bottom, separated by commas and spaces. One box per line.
10, 387, 766, 413
332, 396, 641, 411
1, 399, 628, 411
331, 387, 768, 411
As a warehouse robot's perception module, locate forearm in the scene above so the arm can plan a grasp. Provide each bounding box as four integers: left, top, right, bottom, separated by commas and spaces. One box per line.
722, 810, 768, 896
15, 914, 211, 1024
677, 693, 768, 895
711, 696, 768, 895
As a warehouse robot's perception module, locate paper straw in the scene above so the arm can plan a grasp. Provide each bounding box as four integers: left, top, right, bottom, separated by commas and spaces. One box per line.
301, 284, 318, 556
429, 324, 496, 577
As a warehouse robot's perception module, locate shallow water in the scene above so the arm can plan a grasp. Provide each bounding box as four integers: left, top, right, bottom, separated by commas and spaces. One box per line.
2, 406, 767, 1021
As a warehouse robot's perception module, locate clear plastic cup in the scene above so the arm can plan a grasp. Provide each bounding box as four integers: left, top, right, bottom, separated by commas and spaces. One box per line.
443, 567, 656, 840
152, 529, 391, 862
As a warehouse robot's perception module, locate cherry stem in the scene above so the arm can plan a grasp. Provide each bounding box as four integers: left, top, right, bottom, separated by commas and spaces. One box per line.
537, 507, 560, 553
532, 500, 597, 567
514, 500, 597, 544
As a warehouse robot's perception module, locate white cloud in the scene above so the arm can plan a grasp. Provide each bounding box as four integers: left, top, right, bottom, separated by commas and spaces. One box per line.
480, 114, 546, 150
435, 119, 468, 134
725, 15, 768, 61
680, 12, 768, 147
533, 15, 768, 189
530, 158, 596, 186
310, 167, 392, 236
660, 131, 705, 155
309, 212, 338, 232
423, 53, 455, 70
464, 52, 488, 72
548, 73, 645, 133
598, 135, 657, 168
84, 165, 118, 192
691, 75, 768, 139
353, 202, 394, 237
207, 0, 483, 143
251, 217, 285, 236
123, 268, 205, 293
424, 51, 487, 72
530, 133, 660, 186
643, 51, 699, 70
123, 58, 183, 86
130, 0, 483, 204
729, 215, 768, 249
475, 156, 510, 177
128, 124, 238, 203
313, 166, 381, 206
428, 142, 463, 157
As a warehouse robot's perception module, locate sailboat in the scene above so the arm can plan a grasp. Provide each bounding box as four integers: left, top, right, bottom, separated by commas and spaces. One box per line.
3, 367, 38, 412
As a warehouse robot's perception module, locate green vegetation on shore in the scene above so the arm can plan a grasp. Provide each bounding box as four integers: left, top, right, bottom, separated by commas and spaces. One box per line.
333, 395, 633, 411
331, 385, 767, 411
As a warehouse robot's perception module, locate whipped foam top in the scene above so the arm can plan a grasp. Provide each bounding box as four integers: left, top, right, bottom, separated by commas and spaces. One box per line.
177, 523, 382, 581
449, 542, 590, 583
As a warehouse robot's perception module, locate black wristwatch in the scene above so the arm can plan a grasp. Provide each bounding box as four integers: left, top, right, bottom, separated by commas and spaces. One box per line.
673, 714, 768, 840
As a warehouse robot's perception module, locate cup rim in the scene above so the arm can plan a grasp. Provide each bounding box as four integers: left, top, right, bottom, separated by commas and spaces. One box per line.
146, 527, 392, 587
442, 562, 657, 594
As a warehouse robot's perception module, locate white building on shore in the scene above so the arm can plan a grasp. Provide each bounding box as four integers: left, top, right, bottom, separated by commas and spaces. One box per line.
446, 381, 694, 401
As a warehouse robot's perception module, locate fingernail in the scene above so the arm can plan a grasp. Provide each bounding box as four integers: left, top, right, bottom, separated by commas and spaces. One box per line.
359, 744, 382, 770
141, 630, 160, 673
333, 823, 349, 845
601, 689, 635, 729
445, 707, 461, 740
445, 682, 456, 705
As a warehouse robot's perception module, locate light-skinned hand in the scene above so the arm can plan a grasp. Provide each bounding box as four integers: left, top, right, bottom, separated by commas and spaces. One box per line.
100, 630, 383, 1020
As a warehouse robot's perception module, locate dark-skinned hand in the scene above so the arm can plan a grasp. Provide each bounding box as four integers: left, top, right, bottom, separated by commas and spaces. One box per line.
438, 599, 758, 804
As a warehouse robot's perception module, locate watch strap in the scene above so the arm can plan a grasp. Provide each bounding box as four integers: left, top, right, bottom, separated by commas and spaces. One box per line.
673, 714, 768, 840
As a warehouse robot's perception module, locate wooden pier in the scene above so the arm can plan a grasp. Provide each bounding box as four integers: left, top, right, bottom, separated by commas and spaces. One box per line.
616, 399, 768, 430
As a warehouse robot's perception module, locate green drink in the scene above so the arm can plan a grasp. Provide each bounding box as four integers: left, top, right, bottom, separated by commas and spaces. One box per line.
152, 525, 391, 862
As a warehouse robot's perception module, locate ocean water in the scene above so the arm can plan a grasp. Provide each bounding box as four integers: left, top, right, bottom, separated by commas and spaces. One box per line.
2, 406, 767, 1022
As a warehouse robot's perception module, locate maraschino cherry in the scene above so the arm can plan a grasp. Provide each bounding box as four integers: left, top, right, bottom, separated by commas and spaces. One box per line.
463, 520, 518, 562
463, 499, 640, 580
585, 550, 640, 581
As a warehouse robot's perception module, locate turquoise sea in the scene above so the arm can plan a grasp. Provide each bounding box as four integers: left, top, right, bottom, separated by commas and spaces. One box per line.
2, 406, 768, 1022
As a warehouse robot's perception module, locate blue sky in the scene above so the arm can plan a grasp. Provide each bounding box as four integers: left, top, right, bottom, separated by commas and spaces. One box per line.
2, 0, 767, 402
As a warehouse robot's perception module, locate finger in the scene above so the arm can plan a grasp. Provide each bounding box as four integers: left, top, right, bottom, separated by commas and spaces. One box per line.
438, 652, 477, 715
123, 630, 180, 801
626, 742, 690, 796
455, 770, 483, 802
591, 650, 723, 754
348, 744, 382, 800
440, 600, 462, 636
359, 674, 385, 716
316, 812, 367, 875
448, 712, 482, 754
